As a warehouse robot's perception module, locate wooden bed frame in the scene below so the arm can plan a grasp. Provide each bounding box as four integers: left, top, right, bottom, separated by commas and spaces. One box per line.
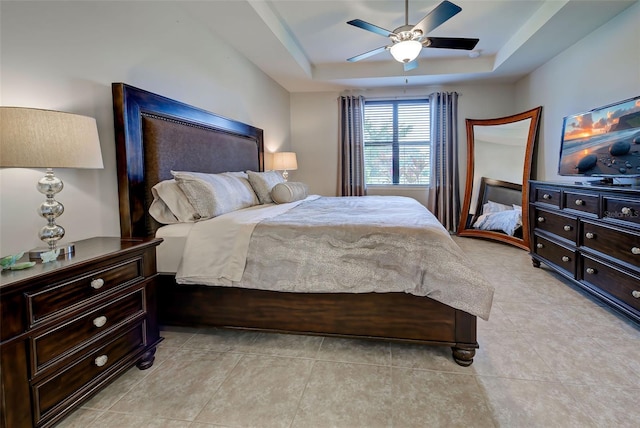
112, 83, 479, 366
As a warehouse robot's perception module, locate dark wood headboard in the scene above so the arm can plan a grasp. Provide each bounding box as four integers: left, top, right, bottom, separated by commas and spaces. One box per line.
112, 83, 264, 238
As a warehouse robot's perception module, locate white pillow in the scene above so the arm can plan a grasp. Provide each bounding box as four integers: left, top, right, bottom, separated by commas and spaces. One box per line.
472, 210, 522, 236
247, 170, 284, 204
172, 171, 258, 218
149, 179, 199, 224
483, 200, 513, 214
271, 182, 309, 204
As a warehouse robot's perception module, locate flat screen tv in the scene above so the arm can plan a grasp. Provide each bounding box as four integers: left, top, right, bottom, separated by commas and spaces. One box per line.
558, 95, 640, 184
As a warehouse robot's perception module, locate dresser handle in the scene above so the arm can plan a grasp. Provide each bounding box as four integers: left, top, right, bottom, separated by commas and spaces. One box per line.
632, 247, 640, 255
537, 216, 545, 223
632, 290, 640, 299
93, 316, 107, 328
562, 256, 570, 262
536, 243, 544, 249
621, 207, 632, 215
575, 199, 584, 206
90, 278, 104, 289
563, 225, 572, 231
542, 193, 551, 200
94, 355, 108, 367
585, 232, 595, 239
586, 267, 596, 274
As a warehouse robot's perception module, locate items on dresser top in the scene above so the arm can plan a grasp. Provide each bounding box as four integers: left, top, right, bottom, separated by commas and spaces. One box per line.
529, 181, 639, 323
0, 237, 162, 428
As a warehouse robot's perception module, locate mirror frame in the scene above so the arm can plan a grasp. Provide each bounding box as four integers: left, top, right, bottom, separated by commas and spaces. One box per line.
457, 106, 542, 251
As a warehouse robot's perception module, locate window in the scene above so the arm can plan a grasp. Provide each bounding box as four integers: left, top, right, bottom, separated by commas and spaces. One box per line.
363, 99, 431, 186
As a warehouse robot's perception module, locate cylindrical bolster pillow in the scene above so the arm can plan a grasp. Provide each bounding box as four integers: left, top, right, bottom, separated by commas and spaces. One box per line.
270, 182, 309, 204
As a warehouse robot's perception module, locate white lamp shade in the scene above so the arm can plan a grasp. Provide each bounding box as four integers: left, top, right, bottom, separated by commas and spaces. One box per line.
390, 40, 422, 63
272, 152, 298, 171
0, 107, 104, 169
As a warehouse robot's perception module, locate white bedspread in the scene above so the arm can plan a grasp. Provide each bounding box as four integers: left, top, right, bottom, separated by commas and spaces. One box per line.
176, 195, 494, 320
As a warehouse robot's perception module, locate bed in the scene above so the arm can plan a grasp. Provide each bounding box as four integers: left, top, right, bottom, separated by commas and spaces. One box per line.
470, 177, 524, 238
112, 83, 493, 366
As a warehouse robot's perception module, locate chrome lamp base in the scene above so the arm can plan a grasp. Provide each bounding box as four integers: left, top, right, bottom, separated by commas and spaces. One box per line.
29, 242, 76, 261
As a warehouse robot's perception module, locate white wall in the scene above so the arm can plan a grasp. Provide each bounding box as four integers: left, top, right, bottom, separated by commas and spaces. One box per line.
516, 2, 640, 181
290, 84, 517, 206
0, 1, 291, 256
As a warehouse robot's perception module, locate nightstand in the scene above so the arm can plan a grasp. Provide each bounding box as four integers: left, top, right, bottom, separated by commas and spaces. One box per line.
0, 237, 163, 428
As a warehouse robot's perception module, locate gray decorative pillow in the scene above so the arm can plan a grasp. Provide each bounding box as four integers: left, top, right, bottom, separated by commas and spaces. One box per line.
247, 170, 284, 204
171, 171, 258, 218
271, 182, 309, 204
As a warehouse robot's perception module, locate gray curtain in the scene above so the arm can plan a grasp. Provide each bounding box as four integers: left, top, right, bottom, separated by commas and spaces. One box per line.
338, 95, 366, 196
428, 92, 460, 232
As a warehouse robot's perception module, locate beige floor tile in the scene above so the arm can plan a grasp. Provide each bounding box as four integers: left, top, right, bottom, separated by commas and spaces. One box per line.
247, 331, 323, 358
570, 384, 640, 427
195, 354, 313, 427
181, 327, 260, 352
497, 301, 583, 335
392, 368, 496, 427
292, 361, 392, 428
109, 351, 240, 420
318, 336, 391, 366
92, 412, 193, 427
159, 326, 200, 347
477, 376, 597, 427
389, 341, 469, 373
477, 303, 519, 333
55, 408, 103, 428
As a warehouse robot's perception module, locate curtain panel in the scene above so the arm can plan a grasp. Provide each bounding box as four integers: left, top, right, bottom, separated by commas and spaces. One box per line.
338, 95, 366, 196
428, 92, 460, 232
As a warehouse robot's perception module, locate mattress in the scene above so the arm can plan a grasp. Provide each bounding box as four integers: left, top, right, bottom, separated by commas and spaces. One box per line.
155, 223, 193, 273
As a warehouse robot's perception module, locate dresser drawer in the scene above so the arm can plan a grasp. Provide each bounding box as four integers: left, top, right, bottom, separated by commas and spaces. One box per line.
582, 221, 640, 269
533, 208, 578, 243
562, 191, 599, 216
533, 186, 561, 207
533, 234, 576, 277
26, 258, 144, 325
33, 323, 146, 425
603, 196, 640, 226
580, 255, 640, 312
32, 289, 145, 373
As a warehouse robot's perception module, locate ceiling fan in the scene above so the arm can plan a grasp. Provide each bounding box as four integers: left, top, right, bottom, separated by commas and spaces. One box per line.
346, 0, 479, 71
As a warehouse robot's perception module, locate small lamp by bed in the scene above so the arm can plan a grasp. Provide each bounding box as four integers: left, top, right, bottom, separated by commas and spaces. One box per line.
272, 151, 297, 181
0, 107, 104, 259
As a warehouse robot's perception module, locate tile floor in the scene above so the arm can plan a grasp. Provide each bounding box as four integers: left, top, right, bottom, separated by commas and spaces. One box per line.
57, 237, 640, 427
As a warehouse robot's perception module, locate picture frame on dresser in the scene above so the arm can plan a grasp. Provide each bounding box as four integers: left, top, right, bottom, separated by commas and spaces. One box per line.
529, 180, 640, 324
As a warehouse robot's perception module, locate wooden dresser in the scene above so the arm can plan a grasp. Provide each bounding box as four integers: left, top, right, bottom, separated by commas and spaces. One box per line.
529, 181, 640, 323
0, 237, 163, 428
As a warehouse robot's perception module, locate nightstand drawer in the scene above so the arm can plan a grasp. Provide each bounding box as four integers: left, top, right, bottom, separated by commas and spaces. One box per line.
563, 191, 599, 215
580, 255, 640, 311
582, 221, 640, 269
33, 323, 145, 425
533, 234, 576, 276
26, 258, 144, 324
533, 208, 578, 243
32, 289, 145, 373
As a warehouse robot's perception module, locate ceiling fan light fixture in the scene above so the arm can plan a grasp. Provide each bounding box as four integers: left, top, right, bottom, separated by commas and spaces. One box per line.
390, 40, 422, 63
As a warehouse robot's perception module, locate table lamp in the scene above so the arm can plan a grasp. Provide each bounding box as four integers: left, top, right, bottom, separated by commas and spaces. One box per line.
272, 152, 297, 181
0, 107, 104, 259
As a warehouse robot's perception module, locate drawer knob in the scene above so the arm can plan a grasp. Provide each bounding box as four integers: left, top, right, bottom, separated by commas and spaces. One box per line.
94, 355, 108, 367
537, 216, 545, 223
575, 199, 584, 206
632, 247, 640, 255
93, 316, 107, 328
536, 243, 544, 249
585, 232, 595, 239
543, 193, 551, 200
586, 267, 596, 275
563, 225, 572, 231
562, 256, 570, 262
90, 278, 105, 289
632, 290, 640, 299
621, 207, 632, 215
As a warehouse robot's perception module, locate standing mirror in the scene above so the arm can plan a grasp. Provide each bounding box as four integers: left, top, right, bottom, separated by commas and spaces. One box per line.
458, 107, 542, 250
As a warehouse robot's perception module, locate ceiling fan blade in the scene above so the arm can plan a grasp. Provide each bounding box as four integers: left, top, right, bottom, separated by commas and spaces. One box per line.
347, 46, 389, 62
423, 37, 479, 50
347, 19, 395, 38
404, 60, 419, 72
412, 0, 461, 36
